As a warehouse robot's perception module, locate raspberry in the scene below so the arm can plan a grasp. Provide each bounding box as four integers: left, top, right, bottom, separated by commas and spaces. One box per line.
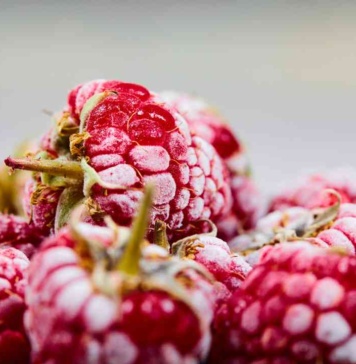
172, 228, 251, 298
6, 80, 233, 241
0, 246, 31, 364
270, 167, 356, 212
25, 187, 215, 363
0, 214, 43, 258
160, 91, 262, 238
233, 193, 356, 264
210, 241, 356, 363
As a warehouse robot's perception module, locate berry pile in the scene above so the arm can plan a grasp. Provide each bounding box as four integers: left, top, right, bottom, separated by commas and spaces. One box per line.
1, 79, 356, 363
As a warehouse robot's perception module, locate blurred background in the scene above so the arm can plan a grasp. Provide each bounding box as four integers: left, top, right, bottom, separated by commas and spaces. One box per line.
1, 0, 355, 193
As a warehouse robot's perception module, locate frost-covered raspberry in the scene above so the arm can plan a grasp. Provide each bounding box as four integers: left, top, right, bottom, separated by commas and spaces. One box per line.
172, 228, 251, 296
0, 213, 43, 258
210, 241, 356, 363
233, 194, 356, 265
6, 80, 233, 241
270, 167, 356, 212
25, 188, 215, 364
160, 91, 262, 237
0, 247, 31, 364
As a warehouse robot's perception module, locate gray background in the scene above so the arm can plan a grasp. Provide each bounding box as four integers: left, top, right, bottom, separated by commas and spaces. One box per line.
1, 0, 355, 193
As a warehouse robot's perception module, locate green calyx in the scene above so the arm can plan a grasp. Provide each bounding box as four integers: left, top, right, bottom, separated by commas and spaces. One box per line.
116, 184, 154, 275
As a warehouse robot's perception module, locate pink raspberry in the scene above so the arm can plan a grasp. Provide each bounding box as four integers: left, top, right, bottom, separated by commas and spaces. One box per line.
270, 167, 356, 212
25, 189, 215, 364
210, 241, 356, 363
6, 80, 233, 241
172, 232, 251, 300
159, 91, 262, 238
0, 213, 43, 258
0, 246, 31, 364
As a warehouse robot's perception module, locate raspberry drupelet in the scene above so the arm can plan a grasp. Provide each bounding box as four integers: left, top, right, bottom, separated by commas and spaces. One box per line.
25, 187, 216, 364
6, 80, 233, 242
210, 241, 356, 363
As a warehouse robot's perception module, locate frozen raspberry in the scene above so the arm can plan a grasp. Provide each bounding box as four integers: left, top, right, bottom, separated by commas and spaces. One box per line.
160, 91, 262, 238
210, 241, 356, 363
25, 188, 215, 364
172, 228, 251, 296
270, 167, 356, 212
233, 194, 356, 264
6, 80, 233, 241
0, 214, 43, 258
0, 246, 31, 364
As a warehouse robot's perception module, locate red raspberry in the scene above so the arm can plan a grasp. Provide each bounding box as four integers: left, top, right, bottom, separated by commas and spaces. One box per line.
6, 80, 233, 241
233, 196, 356, 264
172, 232, 251, 298
0, 246, 31, 364
270, 167, 356, 212
0, 213, 43, 258
159, 91, 262, 238
210, 241, 356, 363
25, 189, 215, 364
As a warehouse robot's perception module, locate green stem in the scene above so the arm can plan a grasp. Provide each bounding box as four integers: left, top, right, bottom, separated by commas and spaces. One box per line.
116, 184, 154, 275
5, 157, 84, 180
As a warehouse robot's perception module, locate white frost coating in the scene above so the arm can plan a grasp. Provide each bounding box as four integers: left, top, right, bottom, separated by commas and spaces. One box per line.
90, 154, 124, 169
129, 145, 170, 172
311, 278, 345, 310
143, 173, 177, 205
189, 167, 205, 196
83, 295, 117, 333
193, 137, 215, 160
31, 247, 78, 290
142, 244, 169, 258
173, 188, 190, 210
187, 147, 198, 167
196, 148, 211, 175
241, 301, 261, 334
104, 332, 138, 364
187, 197, 204, 220
55, 279, 92, 320
82, 338, 101, 364
161, 344, 197, 364
161, 299, 175, 313
0, 277, 11, 291
41, 266, 87, 300
173, 112, 191, 144
330, 335, 356, 363
339, 203, 356, 219
98, 164, 139, 187
316, 312, 351, 345
317, 229, 355, 254
283, 304, 314, 334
